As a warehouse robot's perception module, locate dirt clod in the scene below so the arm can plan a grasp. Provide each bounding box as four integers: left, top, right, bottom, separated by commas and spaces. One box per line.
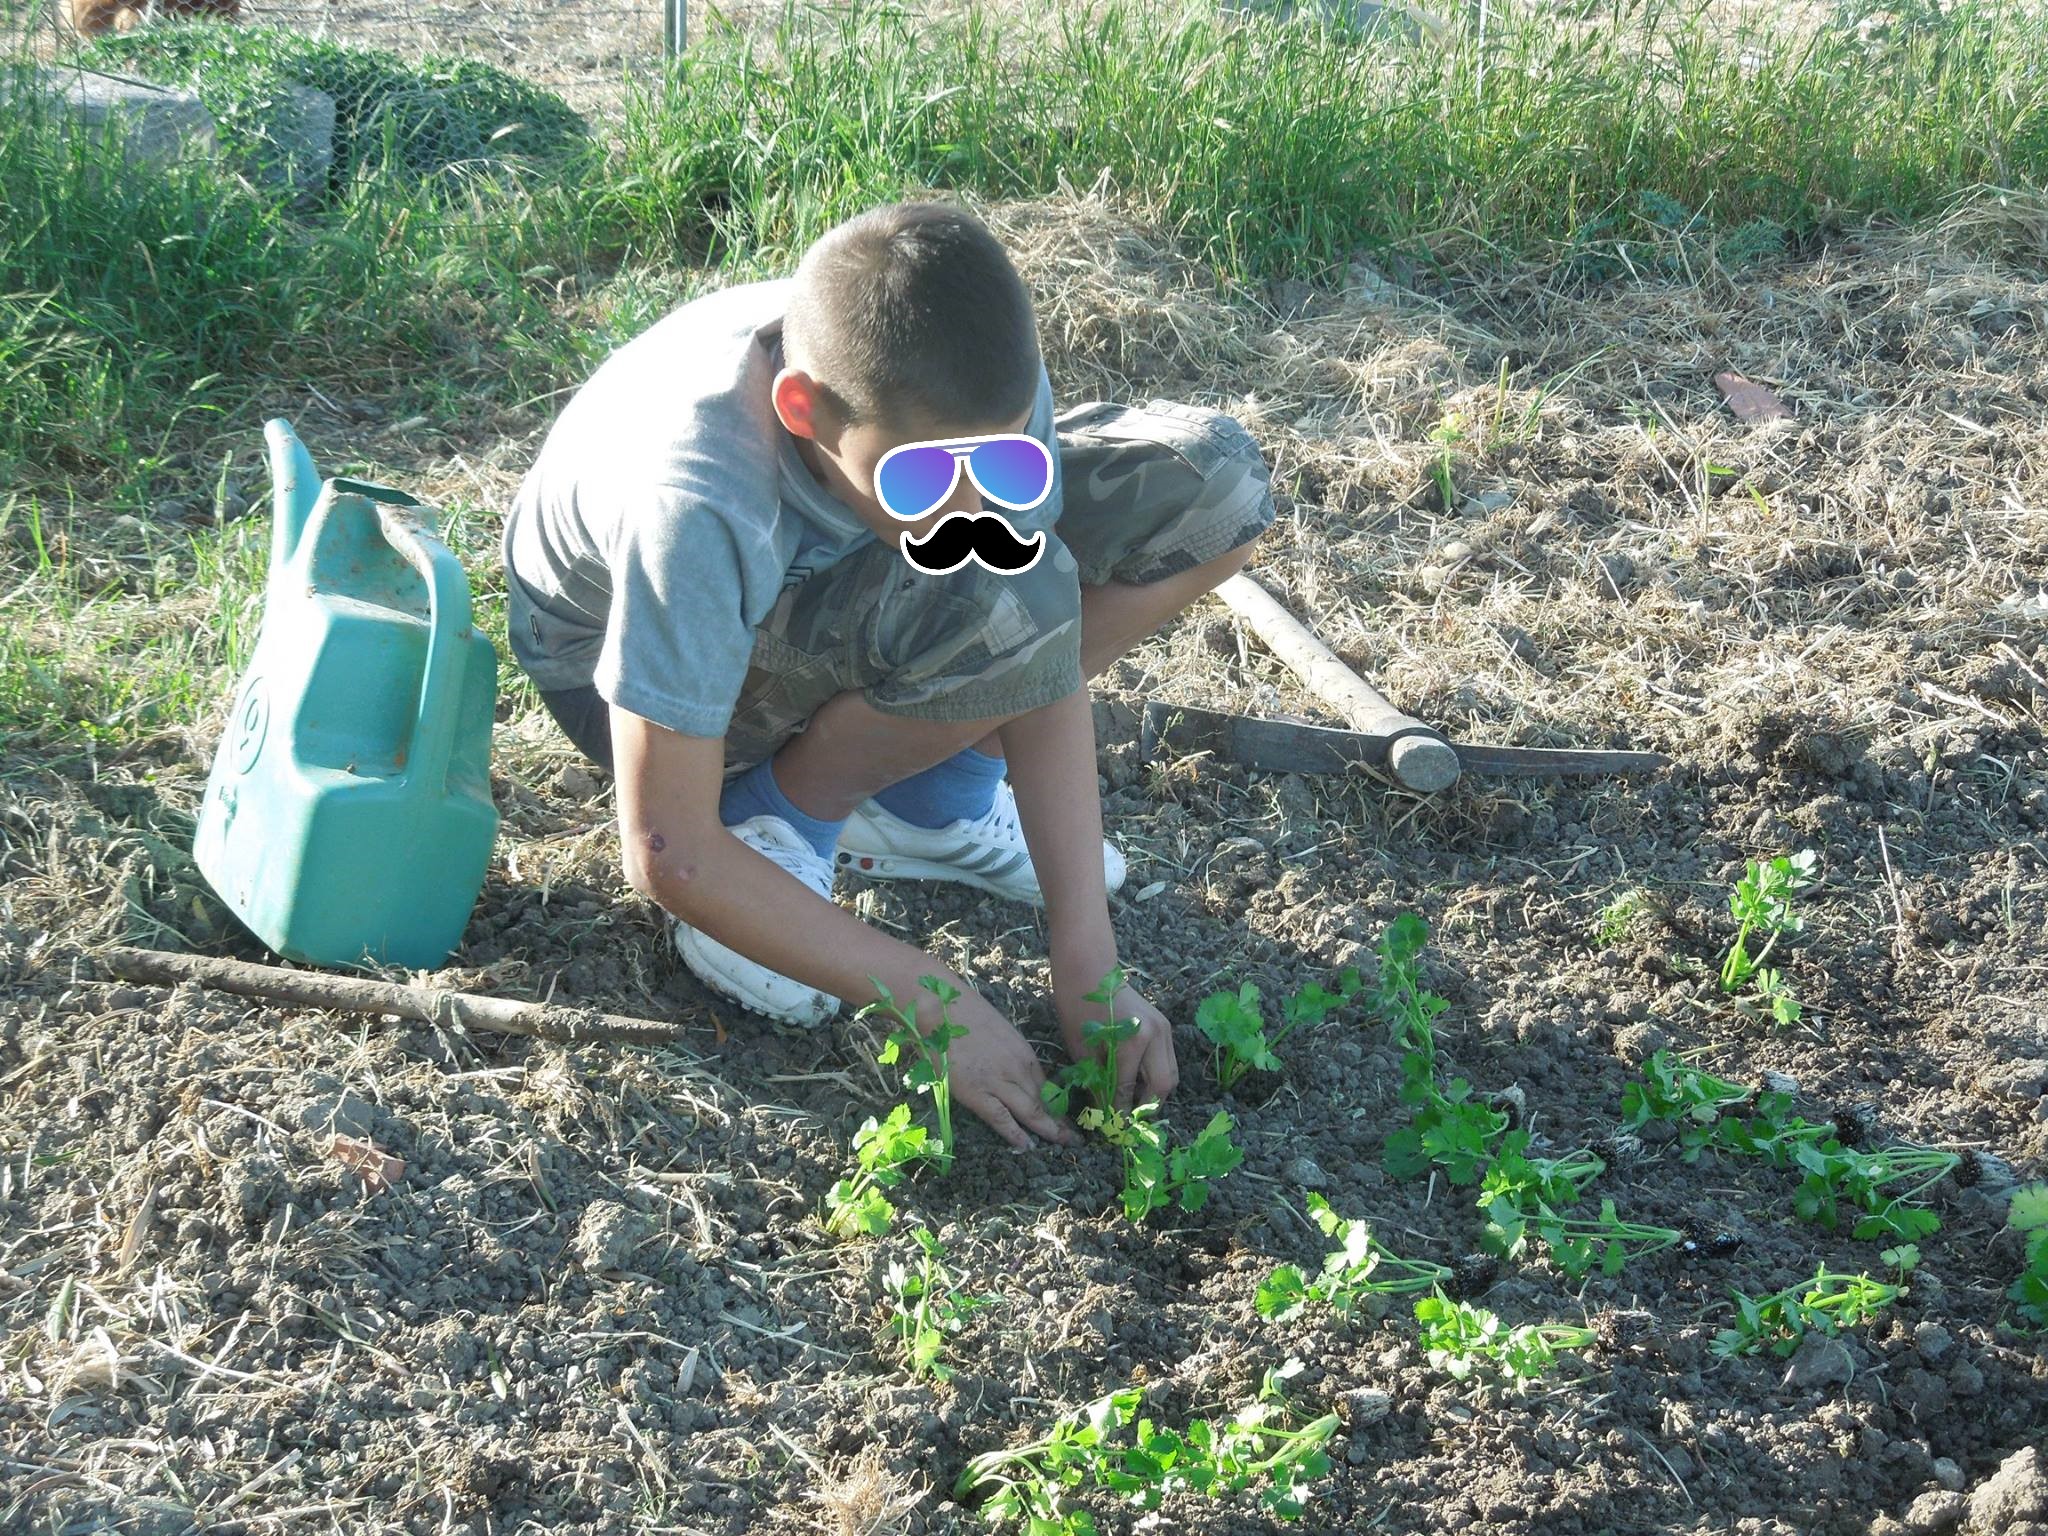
571, 1199, 649, 1273
1968, 1447, 2048, 1534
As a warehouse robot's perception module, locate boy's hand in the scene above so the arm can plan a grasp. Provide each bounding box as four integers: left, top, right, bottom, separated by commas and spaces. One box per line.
1053, 971, 1177, 1113
933, 987, 1081, 1152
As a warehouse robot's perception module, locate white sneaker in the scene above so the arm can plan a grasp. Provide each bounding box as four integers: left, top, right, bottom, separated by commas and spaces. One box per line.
673, 816, 842, 1028
836, 781, 1128, 906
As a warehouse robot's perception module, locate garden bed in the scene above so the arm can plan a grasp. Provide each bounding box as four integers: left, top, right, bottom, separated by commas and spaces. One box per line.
3, 192, 2045, 1535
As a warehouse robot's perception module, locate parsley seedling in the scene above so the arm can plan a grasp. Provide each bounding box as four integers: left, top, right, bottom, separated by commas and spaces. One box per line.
1720, 850, 1820, 1025
1370, 915, 1509, 1185
1046, 969, 1246, 1224
822, 1104, 936, 1240
957, 1383, 1340, 1529
862, 975, 969, 1173
1623, 1054, 1958, 1242
1195, 971, 1363, 1092
2008, 1183, 2048, 1328
1257, 1193, 1454, 1321
1413, 1294, 1596, 1383
1710, 1266, 1904, 1358
1482, 1192, 1685, 1279
1119, 1105, 1244, 1223
884, 1227, 994, 1381
1042, 969, 1139, 1136
1620, 1050, 1753, 1162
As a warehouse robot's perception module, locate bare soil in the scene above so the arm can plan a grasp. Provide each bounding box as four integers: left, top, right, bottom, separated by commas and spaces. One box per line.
3, 192, 2047, 1535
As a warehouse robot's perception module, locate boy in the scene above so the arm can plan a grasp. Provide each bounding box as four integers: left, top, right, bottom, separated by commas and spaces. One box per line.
503, 202, 1275, 1151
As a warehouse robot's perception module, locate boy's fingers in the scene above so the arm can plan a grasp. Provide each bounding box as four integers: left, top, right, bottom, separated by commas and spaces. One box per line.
1139, 1032, 1179, 1104
965, 1091, 1036, 1153
1009, 1077, 1078, 1147
1113, 1030, 1146, 1113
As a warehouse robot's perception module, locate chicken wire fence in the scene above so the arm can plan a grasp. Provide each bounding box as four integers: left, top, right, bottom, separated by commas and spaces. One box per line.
4, 0, 688, 112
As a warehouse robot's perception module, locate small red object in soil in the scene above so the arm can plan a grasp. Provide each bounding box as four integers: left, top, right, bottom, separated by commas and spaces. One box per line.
330, 1135, 405, 1193
1713, 371, 1791, 421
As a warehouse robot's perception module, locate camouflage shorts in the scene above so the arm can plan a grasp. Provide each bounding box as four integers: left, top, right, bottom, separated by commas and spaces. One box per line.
720, 399, 1276, 771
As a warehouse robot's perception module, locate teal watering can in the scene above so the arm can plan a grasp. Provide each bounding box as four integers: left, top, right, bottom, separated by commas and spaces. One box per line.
193, 419, 499, 969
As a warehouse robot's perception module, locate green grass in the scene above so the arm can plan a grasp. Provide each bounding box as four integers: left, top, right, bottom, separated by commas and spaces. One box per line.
596, 0, 2048, 275
3, 0, 2045, 754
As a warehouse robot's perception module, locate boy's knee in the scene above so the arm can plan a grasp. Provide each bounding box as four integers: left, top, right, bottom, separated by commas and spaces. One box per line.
1108, 407, 1275, 586
867, 538, 1084, 719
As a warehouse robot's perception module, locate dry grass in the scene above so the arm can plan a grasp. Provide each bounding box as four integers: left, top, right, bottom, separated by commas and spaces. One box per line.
980, 188, 2048, 787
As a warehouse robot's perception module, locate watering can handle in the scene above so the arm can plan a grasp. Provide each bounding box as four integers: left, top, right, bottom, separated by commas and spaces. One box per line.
264, 418, 321, 580
360, 493, 473, 795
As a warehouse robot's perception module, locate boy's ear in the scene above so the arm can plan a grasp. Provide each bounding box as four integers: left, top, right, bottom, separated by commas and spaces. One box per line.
772, 367, 827, 441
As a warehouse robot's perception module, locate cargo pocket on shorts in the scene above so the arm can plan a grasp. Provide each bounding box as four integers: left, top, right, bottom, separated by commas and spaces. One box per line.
1059, 399, 1241, 479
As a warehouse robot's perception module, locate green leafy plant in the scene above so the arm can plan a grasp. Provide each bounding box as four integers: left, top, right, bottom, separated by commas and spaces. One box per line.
1481, 1192, 1685, 1279
1620, 1050, 1754, 1161
2005, 1183, 2048, 1327
1195, 970, 1361, 1092
1042, 969, 1140, 1136
1048, 970, 1245, 1224
1119, 1106, 1244, 1224
1712, 1097, 1954, 1240
1412, 1294, 1596, 1383
1720, 849, 1820, 998
1257, 1193, 1454, 1321
957, 1384, 1340, 1530
1624, 1056, 1958, 1242
822, 1104, 935, 1240
864, 975, 970, 1173
1473, 1132, 1682, 1277
1195, 983, 1272, 1092
1787, 1142, 1959, 1242
1371, 916, 1508, 1185
1481, 1132, 1607, 1210
1753, 966, 1804, 1030
885, 1227, 994, 1381
1710, 1267, 1905, 1358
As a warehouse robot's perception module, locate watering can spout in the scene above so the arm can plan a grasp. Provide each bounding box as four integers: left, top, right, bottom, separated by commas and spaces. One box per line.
264, 418, 320, 579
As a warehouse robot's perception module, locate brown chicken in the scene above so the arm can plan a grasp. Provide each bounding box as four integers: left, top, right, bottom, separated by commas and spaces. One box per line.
69, 0, 242, 37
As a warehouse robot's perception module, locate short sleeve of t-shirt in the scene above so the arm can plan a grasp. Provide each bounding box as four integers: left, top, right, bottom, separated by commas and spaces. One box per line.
592, 493, 766, 740
1020, 361, 1062, 535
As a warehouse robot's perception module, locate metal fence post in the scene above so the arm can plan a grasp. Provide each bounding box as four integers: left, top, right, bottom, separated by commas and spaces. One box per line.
663, 0, 687, 56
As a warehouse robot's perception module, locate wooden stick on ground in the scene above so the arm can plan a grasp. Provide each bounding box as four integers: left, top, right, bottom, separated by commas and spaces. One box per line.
101, 945, 692, 1047
1213, 572, 1462, 793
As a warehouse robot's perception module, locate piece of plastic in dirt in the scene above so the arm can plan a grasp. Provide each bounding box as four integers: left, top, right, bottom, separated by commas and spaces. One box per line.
331, 1135, 405, 1193
1713, 371, 1791, 421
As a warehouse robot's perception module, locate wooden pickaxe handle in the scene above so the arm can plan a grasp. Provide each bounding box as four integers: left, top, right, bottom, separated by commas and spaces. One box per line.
1213, 572, 1462, 792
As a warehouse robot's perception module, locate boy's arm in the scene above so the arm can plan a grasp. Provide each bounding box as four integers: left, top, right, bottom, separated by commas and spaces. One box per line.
611, 706, 1077, 1150
1000, 686, 1178, 1110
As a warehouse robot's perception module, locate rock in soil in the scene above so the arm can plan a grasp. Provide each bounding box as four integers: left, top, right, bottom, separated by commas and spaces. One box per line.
1968, 1447, 2048, 1533
1906, 1491, 1967, 1534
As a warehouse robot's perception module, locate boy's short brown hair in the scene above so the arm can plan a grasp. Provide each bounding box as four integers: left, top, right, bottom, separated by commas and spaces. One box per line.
783, 201, 1041, 436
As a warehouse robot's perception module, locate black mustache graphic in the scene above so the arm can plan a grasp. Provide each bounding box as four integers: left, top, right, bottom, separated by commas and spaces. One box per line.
900, 511, 1046, 575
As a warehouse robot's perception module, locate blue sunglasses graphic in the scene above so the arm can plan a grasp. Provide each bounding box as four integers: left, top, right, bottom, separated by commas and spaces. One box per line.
873, 433, 1055, 522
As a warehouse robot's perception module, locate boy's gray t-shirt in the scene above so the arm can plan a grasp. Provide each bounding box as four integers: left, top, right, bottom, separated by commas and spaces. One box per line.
502, 277, 1061, 739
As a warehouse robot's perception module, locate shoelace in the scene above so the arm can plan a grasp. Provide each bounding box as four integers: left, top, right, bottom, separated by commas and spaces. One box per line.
745, 826, 834, 894
967, 783, 1028, 847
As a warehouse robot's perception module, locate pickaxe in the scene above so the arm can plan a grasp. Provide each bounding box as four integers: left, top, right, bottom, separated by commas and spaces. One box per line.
1142, 573, 1668, 791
